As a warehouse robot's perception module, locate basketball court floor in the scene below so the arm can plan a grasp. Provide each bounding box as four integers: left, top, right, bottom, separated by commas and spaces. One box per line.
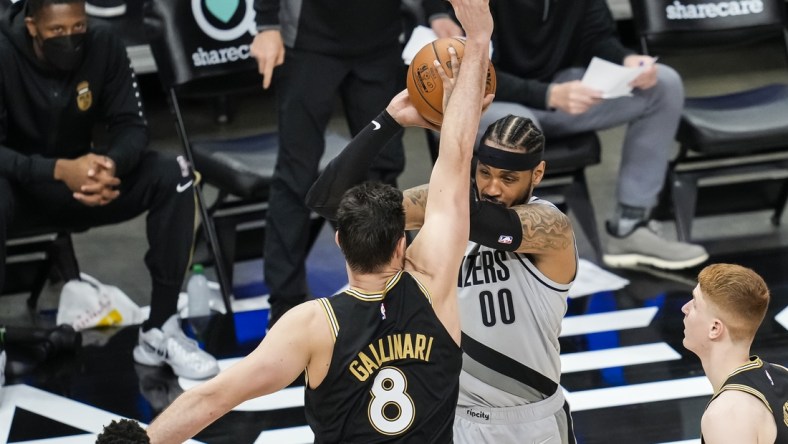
2, 38, 788, 444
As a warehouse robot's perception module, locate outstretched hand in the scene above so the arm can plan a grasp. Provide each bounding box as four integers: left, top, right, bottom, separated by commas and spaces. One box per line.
386, 89, 440, 131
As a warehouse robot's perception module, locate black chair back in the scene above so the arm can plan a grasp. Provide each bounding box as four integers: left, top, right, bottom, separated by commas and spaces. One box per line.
630, 0, 787, 51
144, 0, 258, 90
629, 0, 788, 241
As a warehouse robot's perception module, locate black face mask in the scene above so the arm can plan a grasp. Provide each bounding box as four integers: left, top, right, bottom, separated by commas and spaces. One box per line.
40, 33, 85, 71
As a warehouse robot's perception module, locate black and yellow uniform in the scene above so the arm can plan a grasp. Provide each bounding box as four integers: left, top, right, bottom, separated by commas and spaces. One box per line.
306, 270, 462, 443
702, 356, 788, 444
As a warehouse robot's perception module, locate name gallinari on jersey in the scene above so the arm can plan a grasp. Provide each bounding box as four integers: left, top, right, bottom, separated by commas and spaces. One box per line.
349, 333, 435, 381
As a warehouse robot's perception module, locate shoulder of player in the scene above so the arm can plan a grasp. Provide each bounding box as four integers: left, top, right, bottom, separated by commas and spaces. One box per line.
707, 390, 772, 424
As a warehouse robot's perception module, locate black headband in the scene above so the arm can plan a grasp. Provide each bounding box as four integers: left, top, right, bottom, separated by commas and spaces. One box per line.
476, 142, 543, 171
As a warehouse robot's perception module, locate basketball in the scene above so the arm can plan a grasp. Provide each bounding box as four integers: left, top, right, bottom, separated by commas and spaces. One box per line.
406, 37, 496, 126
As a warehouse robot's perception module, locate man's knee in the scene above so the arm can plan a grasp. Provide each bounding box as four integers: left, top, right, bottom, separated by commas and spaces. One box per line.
654, 64, 685, 109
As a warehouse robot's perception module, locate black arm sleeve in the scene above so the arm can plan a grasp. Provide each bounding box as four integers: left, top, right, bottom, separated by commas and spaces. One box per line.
577, 0, 634, 65
254, 0, 280, 28
306, 110, 403, 221
469, 186, 523, 252
494, 70, 552, 110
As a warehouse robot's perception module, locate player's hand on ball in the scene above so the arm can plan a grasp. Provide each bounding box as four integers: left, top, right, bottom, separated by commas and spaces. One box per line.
386, 90, 441, 131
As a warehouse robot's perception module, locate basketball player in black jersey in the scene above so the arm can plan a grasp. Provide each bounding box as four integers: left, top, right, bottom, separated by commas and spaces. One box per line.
683, 263, 788, 443
142, 1, 492, 442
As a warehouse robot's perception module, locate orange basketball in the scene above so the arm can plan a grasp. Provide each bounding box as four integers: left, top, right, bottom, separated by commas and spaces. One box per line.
406, 37, 496, 126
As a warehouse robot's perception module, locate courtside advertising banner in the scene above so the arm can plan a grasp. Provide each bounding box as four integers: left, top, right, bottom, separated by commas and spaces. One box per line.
145, 0, 257, 86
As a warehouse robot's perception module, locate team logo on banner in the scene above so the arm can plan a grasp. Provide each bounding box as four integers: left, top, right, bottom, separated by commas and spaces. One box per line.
76, 81, 92, 111
192, 0, 256, 42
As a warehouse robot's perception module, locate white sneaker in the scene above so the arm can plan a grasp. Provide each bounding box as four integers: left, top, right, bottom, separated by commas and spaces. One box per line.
133, 315, 219, 379
604, 220, 709, 270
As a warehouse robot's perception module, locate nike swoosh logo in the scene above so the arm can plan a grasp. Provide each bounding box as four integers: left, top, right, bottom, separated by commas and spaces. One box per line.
371, 120, 381, 130
176, 180, 193, 193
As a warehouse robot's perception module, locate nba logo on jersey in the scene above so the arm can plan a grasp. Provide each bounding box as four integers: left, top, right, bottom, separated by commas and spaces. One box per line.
498, 235, 513, 245
380, 303, 387, 320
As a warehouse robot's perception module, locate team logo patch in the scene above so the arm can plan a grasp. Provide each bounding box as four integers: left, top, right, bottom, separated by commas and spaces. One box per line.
497, 235, 513, 245
783, 401, 788, 427
76, 81, 92, 111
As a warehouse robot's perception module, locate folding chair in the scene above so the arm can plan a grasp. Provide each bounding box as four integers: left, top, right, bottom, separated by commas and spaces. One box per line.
143, 0, 347, 312
630, 0, 788, 241
3, 224, 81, 311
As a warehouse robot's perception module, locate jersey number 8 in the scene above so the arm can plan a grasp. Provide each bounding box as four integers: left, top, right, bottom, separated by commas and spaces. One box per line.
369, 367, 415, 435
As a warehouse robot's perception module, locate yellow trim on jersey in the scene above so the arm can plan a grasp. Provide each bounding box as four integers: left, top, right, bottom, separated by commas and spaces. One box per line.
408, 272, 433, 305
317, 298, 339, 341
718, 384, 773, 413
725, 356, 763, 380
345, 270, 404, 302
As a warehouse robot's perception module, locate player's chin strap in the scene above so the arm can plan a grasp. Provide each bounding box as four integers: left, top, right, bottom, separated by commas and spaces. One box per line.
475, 142, 542, 171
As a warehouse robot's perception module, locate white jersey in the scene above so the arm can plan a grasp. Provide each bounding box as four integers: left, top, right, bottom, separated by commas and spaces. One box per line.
456, 198, 576, 408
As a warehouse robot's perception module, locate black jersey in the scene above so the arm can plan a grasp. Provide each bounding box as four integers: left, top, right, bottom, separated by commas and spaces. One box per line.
305, 270, 462, 443
702, 356, 788, 444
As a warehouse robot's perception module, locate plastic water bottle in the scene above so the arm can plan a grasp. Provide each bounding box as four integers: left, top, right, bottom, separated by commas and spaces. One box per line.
187, 264, 211, 318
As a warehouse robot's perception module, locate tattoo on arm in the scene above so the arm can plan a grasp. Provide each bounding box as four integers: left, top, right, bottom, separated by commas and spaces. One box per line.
516, 204, 572, 252
403, 185, 429, 229
405, 186, 428, 211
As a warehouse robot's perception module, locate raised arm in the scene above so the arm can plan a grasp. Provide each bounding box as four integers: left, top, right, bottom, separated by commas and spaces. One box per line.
404, 0, 493, 341
306, 90, 439, 220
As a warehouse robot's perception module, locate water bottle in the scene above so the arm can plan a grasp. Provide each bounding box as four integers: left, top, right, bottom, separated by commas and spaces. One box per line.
187, 264, 211, 318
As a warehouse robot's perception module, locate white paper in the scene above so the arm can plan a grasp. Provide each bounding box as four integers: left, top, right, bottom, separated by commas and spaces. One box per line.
567, 258, 630, 299
402, 26, 439, 65
401, 25, 494, 65
581, 57, 651, 99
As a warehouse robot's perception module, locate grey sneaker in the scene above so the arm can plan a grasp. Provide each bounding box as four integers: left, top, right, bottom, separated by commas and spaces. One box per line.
603, 220, 709, 270
133, 315, 219, 380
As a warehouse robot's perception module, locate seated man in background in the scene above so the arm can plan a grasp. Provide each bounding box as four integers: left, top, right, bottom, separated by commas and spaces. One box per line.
0, 0, 218, 379
682, 263, 787, 443
480, 0, 707, 270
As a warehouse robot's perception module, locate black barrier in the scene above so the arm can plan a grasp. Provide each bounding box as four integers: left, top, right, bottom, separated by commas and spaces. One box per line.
144, 0, 258, 87
630, 0, 786, 48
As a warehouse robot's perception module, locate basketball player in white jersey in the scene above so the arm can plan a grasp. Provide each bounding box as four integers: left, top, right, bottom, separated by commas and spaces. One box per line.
402, 116, 578, 443
310, 110, 578, 442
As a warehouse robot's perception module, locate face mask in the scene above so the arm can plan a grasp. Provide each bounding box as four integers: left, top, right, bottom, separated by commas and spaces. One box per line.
40, 33, 85, 71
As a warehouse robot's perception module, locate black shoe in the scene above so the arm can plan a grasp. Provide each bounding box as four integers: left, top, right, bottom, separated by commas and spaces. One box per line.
85, 0, 127, 18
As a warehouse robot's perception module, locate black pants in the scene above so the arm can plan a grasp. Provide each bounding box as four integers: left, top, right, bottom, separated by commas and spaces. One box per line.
264, 45, 405, 311
0, 151, 195, 330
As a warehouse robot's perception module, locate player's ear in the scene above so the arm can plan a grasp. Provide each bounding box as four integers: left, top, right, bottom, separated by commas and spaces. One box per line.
531, 160, 546, 186
708, 318, 724, 340
397, 235, 407, 257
